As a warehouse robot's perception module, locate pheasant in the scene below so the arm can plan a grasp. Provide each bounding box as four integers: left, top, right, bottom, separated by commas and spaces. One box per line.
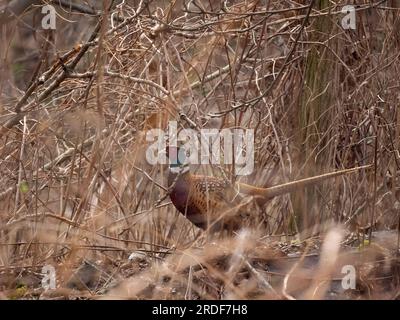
167, 147, 371, 232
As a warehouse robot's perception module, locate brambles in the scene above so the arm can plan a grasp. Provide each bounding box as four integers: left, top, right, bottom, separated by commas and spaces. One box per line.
0, 0, 399, 300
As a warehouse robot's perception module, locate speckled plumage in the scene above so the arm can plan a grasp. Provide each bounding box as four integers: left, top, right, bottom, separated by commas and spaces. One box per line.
168, 164, 371, 232
168, 170, 244, 231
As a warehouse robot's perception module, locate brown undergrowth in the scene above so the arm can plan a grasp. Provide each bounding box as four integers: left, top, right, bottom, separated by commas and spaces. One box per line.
0, 0, 399, 299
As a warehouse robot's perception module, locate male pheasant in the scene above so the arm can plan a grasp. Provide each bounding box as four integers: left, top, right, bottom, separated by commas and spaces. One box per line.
167, 147, 370, 232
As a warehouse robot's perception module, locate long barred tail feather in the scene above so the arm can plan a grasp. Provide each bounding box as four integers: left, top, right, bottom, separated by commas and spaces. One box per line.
236, 165, 372, 200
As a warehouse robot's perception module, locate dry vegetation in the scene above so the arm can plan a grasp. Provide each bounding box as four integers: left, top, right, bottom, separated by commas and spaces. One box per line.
0, 0, 399, 300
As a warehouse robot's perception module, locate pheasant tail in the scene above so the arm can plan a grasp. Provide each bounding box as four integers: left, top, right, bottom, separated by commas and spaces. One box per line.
236, 165, 372, 200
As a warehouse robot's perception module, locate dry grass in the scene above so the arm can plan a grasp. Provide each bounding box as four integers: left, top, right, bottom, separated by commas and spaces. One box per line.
0, 0, 399, 300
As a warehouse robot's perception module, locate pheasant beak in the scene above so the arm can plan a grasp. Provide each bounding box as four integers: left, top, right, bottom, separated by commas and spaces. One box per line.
166, 146, 178, 167
166, 146, 187, 168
